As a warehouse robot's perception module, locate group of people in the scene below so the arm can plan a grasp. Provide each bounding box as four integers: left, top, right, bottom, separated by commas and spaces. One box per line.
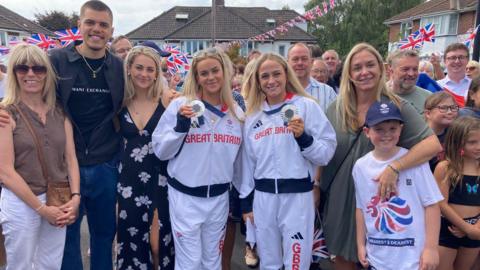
0, 1, 479, 270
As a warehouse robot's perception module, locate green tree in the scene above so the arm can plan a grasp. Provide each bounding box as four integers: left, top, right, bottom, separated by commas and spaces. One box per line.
34, 11, 79, 31
304, 0, 422, 57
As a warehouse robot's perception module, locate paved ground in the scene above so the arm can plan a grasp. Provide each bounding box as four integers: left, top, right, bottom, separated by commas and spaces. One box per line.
80, 219, 253, 270
0, 219, 332, 269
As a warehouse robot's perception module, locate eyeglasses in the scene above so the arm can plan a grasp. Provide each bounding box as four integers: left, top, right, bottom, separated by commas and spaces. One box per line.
434, 105, 459, 113
466, 66, 478, 71
446, 55, 468, 62
311, 69, 328, 74
13, 65, 47, 75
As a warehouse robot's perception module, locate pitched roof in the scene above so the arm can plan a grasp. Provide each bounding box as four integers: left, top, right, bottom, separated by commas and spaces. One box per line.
0, 5, 52, 35
384, 0, 477, 24
127, 6, 315, 41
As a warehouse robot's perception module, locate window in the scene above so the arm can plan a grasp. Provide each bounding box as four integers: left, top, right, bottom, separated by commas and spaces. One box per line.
0, 31, 6, 46
175, 13, 189, 20
278, 45, 285, 57
400, 21, 413, 39
183, 40, 208, 55
266, 18, 276, 28
239, 41, 256, 57
421, 14, 458, 36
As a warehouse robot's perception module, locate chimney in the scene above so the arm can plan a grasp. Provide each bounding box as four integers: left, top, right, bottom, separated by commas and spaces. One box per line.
216, 0, 225, 6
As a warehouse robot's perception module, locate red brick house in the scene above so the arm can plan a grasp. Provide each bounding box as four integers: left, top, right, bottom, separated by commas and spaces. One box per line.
384, 0, 477, 56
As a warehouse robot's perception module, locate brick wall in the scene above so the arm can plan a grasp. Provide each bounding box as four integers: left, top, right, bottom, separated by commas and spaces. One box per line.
458, 11, 476, 34
388, 23, 400, 42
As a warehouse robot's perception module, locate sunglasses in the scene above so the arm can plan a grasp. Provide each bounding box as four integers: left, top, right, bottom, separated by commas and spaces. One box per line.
13, 65, 47, 75
466, 66, 477, 71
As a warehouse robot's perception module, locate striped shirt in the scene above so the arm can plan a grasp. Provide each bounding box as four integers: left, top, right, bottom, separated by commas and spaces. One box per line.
304, 77, 337, 112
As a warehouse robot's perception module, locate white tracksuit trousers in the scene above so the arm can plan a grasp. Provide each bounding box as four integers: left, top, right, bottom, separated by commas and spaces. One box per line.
168, 186, 229, 270
254, 190, 314, 270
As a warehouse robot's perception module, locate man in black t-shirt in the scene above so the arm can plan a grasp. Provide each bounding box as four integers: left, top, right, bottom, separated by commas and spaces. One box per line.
49, 1, 124, 269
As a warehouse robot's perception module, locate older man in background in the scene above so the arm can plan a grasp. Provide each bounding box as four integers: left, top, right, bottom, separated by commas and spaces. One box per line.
287, 43, 336, 112
388, 50, 431, 114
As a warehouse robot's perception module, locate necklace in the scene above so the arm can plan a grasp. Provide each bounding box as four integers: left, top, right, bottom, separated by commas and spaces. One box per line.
80, 52, 106, 79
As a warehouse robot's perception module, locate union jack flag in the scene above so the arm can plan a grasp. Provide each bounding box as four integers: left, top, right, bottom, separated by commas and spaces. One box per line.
0, 46, 9, 55
266, 30, 276, 38
314, 5, 323, 17
303, 11, 316, 21
285, 19, 296, 27
397, 31, 423, 50
8, 36, 22, 46
312, 210, 329, 262
464, 25, 479, 48
323, 2, 329, 13
54, 27, 82, 46
419, 23, 435, 43
276, 24, 289, 33
294, 16, 306, 23
27, 34, 56, 51
164, 45, 190, 75
330, 0, 335, 9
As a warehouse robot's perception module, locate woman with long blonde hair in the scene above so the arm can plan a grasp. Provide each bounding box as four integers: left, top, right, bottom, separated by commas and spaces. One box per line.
152, 47, 244, 270
116, 46, 175, 270
239, 52, 337, 269
320, 43, 442, 269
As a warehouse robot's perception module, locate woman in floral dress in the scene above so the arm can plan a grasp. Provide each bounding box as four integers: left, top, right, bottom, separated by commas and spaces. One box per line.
116, 46, 176, 270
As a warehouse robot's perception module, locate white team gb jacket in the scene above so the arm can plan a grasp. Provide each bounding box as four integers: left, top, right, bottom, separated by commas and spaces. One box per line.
152, 96, 244, 188
238, 93, 337, 199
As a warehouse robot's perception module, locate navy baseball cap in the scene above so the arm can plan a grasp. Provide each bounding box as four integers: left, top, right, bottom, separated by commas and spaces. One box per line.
365, 101, 403, 127
141, 41, 171, 57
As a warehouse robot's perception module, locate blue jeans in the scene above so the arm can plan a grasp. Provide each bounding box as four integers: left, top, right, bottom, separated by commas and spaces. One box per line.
61, 159, 118, 270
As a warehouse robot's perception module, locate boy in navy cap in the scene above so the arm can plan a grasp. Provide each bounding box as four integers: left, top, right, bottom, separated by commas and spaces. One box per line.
353, 101, 443, 270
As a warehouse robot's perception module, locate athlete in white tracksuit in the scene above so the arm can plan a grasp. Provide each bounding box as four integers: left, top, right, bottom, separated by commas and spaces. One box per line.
152, 95, 243, 270
239, 53, 337, 270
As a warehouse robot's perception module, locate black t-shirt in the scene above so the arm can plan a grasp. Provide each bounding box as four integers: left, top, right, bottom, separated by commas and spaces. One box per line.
68, 57, 113, 144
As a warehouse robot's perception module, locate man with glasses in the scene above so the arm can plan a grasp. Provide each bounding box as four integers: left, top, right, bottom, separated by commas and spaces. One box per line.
311, 58, 329, 84
387, 50, 431, 114
287, 43, 336, 112
437, 43, 471, 106
48, 1, 124, 269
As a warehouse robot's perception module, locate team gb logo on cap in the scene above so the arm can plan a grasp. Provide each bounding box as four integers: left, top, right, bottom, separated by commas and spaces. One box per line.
379, 103, 389, 114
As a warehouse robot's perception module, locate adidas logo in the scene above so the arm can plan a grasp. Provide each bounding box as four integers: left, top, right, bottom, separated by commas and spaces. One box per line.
253, 120, 263, 129
291, 232, 304, 240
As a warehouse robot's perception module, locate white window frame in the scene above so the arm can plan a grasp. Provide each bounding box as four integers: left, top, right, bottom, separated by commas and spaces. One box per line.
400, 21, 413, 39
182, 40, 209, 56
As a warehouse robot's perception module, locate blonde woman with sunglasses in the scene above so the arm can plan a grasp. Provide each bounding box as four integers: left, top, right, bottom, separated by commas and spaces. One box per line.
152, 47, 243, 270
0, 44, 80, 269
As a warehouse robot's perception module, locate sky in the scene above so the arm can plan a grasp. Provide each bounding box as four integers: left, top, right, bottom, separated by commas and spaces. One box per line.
1, 0, 307, 35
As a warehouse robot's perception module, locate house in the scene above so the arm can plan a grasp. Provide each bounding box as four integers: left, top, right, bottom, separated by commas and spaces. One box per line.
384, 0, 477, 56
126, 0, 316, 58
0, 4, 52, 47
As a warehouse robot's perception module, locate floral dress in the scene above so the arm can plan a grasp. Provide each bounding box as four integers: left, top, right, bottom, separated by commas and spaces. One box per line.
116, 103, 174, 270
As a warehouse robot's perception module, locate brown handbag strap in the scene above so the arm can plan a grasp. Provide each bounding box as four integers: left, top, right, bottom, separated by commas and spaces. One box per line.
13, 104, 51, 182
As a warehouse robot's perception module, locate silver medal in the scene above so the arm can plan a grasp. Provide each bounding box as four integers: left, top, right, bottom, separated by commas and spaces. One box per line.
280, 104, 298, 124
188, 100, 205, 118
